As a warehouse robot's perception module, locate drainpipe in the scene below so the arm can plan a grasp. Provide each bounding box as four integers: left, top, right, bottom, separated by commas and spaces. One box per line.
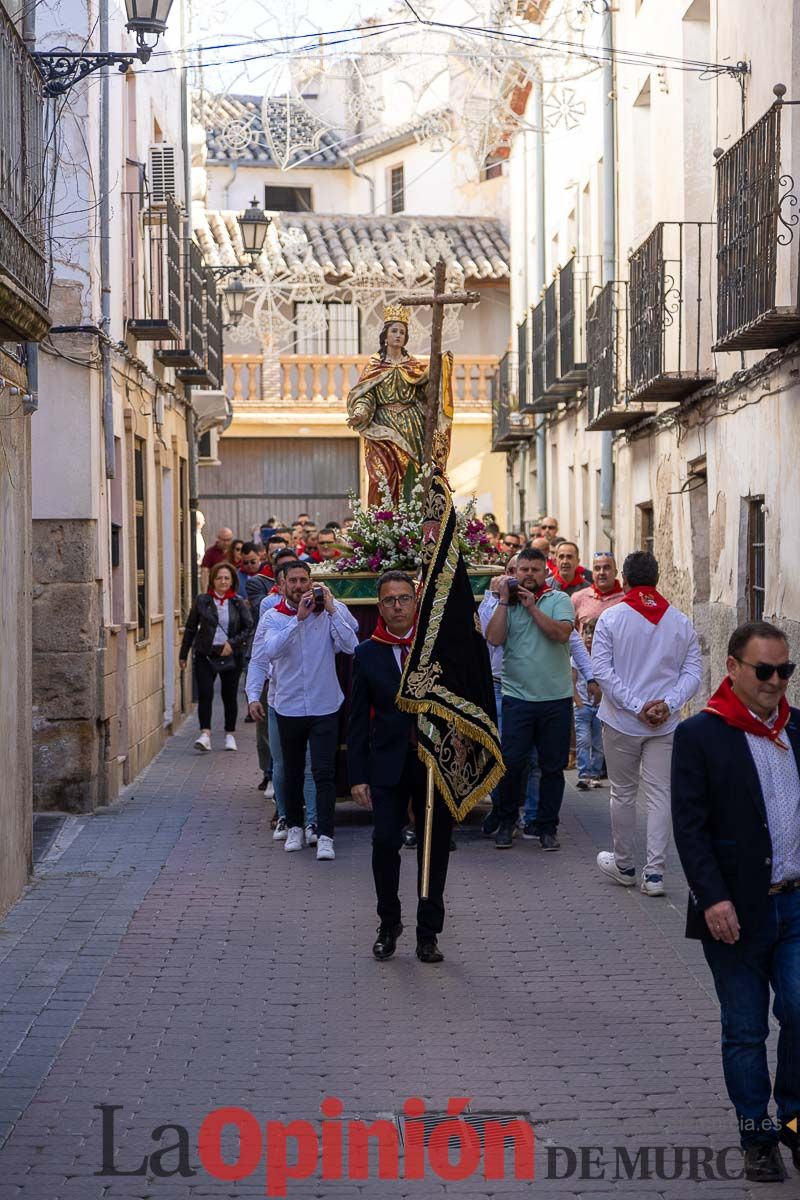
99, 0, 115, 477
22, 3, 40, 415
342, 152, 375, 214
599, 2, 615, 548
180, 0, 199, 598
533, 76, 547, 521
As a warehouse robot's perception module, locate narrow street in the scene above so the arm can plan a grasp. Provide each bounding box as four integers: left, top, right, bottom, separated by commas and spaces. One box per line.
0, 717, 775, 1198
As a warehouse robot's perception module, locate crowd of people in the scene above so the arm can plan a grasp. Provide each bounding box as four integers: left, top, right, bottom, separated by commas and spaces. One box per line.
179, 507, 800, 1183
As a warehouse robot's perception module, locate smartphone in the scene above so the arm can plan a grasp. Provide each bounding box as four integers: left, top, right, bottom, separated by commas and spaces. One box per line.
507, 579, 519, 606
312, 585, 325, 613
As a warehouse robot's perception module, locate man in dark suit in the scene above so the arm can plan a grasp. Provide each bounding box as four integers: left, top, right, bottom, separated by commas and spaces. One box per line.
348, 570, 453, 964
672, 620, 800, 1184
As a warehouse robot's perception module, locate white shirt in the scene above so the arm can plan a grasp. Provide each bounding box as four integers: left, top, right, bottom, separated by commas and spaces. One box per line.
745, 712, 800, 885
478, 590, 592, 682
210, 597, 230, 646
245, 599, 358, 717
591, 599, 702, 737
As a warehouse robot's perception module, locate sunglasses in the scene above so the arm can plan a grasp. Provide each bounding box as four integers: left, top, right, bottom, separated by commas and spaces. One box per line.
541, 524, 557, 530
733, 657, 796, 682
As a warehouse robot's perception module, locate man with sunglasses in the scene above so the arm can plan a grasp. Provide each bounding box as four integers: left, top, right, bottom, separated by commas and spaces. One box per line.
348, 570, 453, 964
672, 621, 800, 1183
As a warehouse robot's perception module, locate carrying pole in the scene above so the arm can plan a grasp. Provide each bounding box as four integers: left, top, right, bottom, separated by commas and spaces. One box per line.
420, 763, 435, 899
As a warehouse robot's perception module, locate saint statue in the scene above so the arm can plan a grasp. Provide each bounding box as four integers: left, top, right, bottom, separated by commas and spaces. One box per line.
346, 303, 454, 505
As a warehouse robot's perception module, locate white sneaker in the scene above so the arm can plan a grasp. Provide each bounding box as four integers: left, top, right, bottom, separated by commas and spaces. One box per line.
597, 850, 637, 887
273, 817, 288, 842
285, 826, 304, 852
641, 872, 665, 897
224, 733, 237, 752
316, 835, 335, 861
194, 732, 211, 752
265, 780, 275, 800
305, 823, 318, 846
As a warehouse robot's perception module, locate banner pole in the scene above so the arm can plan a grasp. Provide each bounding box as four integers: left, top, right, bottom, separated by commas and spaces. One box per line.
420, 763, 435, 900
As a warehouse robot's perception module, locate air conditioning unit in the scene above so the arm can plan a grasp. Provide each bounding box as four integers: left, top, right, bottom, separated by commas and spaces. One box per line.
148, 144, 178, 205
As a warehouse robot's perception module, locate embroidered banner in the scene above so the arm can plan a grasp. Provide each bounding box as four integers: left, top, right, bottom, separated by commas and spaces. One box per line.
396, 471, 504, 820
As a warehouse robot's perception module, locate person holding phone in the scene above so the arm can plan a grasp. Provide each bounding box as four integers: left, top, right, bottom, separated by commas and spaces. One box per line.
246, 562, 358, 861
485, 547, 576, 850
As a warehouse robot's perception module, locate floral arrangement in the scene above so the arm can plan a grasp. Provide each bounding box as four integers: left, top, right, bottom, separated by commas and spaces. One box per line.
315, 479, 497, 574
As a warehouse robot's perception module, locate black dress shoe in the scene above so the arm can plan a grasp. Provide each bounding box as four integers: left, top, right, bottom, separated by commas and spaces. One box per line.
780, 1125, 800, 1172
257, 775, 269, 792
540, 833, 561, 851
744, 1143, 786, 1183
373, 923, 402, 961
481, 808, 501, 837
495, 822, 515, 849
416, 939, 444, 964
402, 827, 417, 848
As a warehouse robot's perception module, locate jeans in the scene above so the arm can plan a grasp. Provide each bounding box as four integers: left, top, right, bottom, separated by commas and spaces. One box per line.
371, 749, 453, 941
490, 682, 540, 822
702, 888, 800, 1148
602, 724, 673, 876
575, 703, 604, 778
256, 682, 272, 777
276, 710, 338, 837
496, 695, 573, 835
268, 706, 315, 824
194, 654, 241, 732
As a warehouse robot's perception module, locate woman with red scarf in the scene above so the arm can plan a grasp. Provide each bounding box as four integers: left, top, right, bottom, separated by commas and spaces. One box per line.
672, 621, 800, 1184
179, 561, 253, 753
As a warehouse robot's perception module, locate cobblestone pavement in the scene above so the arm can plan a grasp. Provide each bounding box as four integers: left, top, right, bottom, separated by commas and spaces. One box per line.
0, 714, 793, 1199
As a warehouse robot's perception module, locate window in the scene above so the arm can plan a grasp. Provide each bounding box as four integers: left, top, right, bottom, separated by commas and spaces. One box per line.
389, 164, 405, 215
746, 497, 766, 621
264, 185, 313, 212
294, 302, 360, 355
638, 502, 654, 555
134, 438, 148, 640
481, 157, 503, 182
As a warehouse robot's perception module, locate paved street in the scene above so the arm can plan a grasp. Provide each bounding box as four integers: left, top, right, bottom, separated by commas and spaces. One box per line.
0, 714, 791, 1199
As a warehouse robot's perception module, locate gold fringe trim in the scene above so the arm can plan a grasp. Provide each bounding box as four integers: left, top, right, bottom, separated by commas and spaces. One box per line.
415, 744, 506, 823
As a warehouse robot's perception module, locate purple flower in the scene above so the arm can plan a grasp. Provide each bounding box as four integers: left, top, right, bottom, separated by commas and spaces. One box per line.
398, 535, 412, 551
367, 552, 384, 571
374, 511, 395, 521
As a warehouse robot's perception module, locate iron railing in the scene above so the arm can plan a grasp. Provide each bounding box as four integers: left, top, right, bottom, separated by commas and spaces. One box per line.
559, 255, 594, 384
156, 237, 205, 373
714, 91, 800, 350
544, 277, 558, 392
0, 0, 48, 340
516, 318, 528, 410
530, 300, 545, 407
180, 270, 225, 388
125, 193, 183, 342
628, 221, 715, 401
585, 281, 642, 429
491, 352, 530, 450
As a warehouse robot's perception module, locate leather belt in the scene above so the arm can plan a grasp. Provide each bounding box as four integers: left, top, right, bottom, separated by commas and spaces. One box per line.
768, 877, 800, 896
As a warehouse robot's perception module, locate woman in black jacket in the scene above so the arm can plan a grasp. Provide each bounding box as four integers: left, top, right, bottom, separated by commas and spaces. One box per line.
179, 561, 253, 753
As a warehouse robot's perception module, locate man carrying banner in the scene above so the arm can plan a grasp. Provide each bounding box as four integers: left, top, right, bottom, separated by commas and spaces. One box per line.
348, 473, 503, 963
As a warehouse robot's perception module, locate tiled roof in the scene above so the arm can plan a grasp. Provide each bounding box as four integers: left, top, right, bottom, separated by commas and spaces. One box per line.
346, 108, 454, 163
193, 92, 346, 167
193, 210, 510, 284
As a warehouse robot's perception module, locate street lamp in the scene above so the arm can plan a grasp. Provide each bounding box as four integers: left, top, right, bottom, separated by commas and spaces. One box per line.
223, 278, 247, 329
238, 198, 271, 261
33, 0, 176, 96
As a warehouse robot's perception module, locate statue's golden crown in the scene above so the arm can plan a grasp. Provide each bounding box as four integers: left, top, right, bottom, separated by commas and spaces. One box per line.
382, 303, 410, 325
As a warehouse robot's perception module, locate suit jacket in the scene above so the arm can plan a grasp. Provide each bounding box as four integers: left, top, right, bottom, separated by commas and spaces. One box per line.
671, 707, 800, 940
179, 593, 253, 663
348, 638, 416, 789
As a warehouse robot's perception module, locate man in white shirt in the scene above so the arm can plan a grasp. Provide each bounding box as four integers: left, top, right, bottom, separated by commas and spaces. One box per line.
591, 551, 702, 896
246, 561, 358, 861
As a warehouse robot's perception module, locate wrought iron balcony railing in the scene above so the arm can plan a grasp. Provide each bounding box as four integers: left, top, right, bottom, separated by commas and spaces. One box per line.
714, 87, 800, 351
156, 240, 205, 374
526, 256, 597, 411
491, 352, 533, 451
628, 221, 716, 402
0, 0, 49, 341
178, 271, 224, 389
516, 317, 529, 411
530, 299, 549, 410
125, 193, 183, 342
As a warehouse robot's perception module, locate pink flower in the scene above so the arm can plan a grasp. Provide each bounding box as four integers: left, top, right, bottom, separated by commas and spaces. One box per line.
374, 511, 394, 521
367, 552, 384, 571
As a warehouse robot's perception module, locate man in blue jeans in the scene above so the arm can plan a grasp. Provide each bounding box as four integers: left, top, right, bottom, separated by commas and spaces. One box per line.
672, 620, 800, 1183
486, 547, 575, 850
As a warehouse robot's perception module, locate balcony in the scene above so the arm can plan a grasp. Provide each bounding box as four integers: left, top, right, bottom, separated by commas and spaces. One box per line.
529, 298, 557, 413
527, 256, 595, 411
628, 222, 715, 402
226, 353, 500, 411
491, 352, 533, 450
0, 1, 49, 342
125, 195, 183, 343
156, 241, 205, 374
177, 272, 224, 388
586, 281, 654, 431
714, 91, 800, 351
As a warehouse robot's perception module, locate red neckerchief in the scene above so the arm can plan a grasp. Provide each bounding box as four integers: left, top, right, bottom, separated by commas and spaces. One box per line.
591, 580, 623, 601
551, 565, 586, 591
258, 564, 274, 579
269, 584, 281, 595
547, 557, 557, 575
623, 585, 670, 625
274, 599, 298, 617
371, 616, 417, 647
705, 676, 791, 750
530, 582, 551, 601
208, 587, 236, 606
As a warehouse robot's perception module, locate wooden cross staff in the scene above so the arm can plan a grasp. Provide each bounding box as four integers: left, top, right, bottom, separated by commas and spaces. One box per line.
398, 257, 480, 467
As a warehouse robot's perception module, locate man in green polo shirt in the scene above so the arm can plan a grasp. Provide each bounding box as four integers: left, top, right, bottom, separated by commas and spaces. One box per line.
486, 547, 575, 849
